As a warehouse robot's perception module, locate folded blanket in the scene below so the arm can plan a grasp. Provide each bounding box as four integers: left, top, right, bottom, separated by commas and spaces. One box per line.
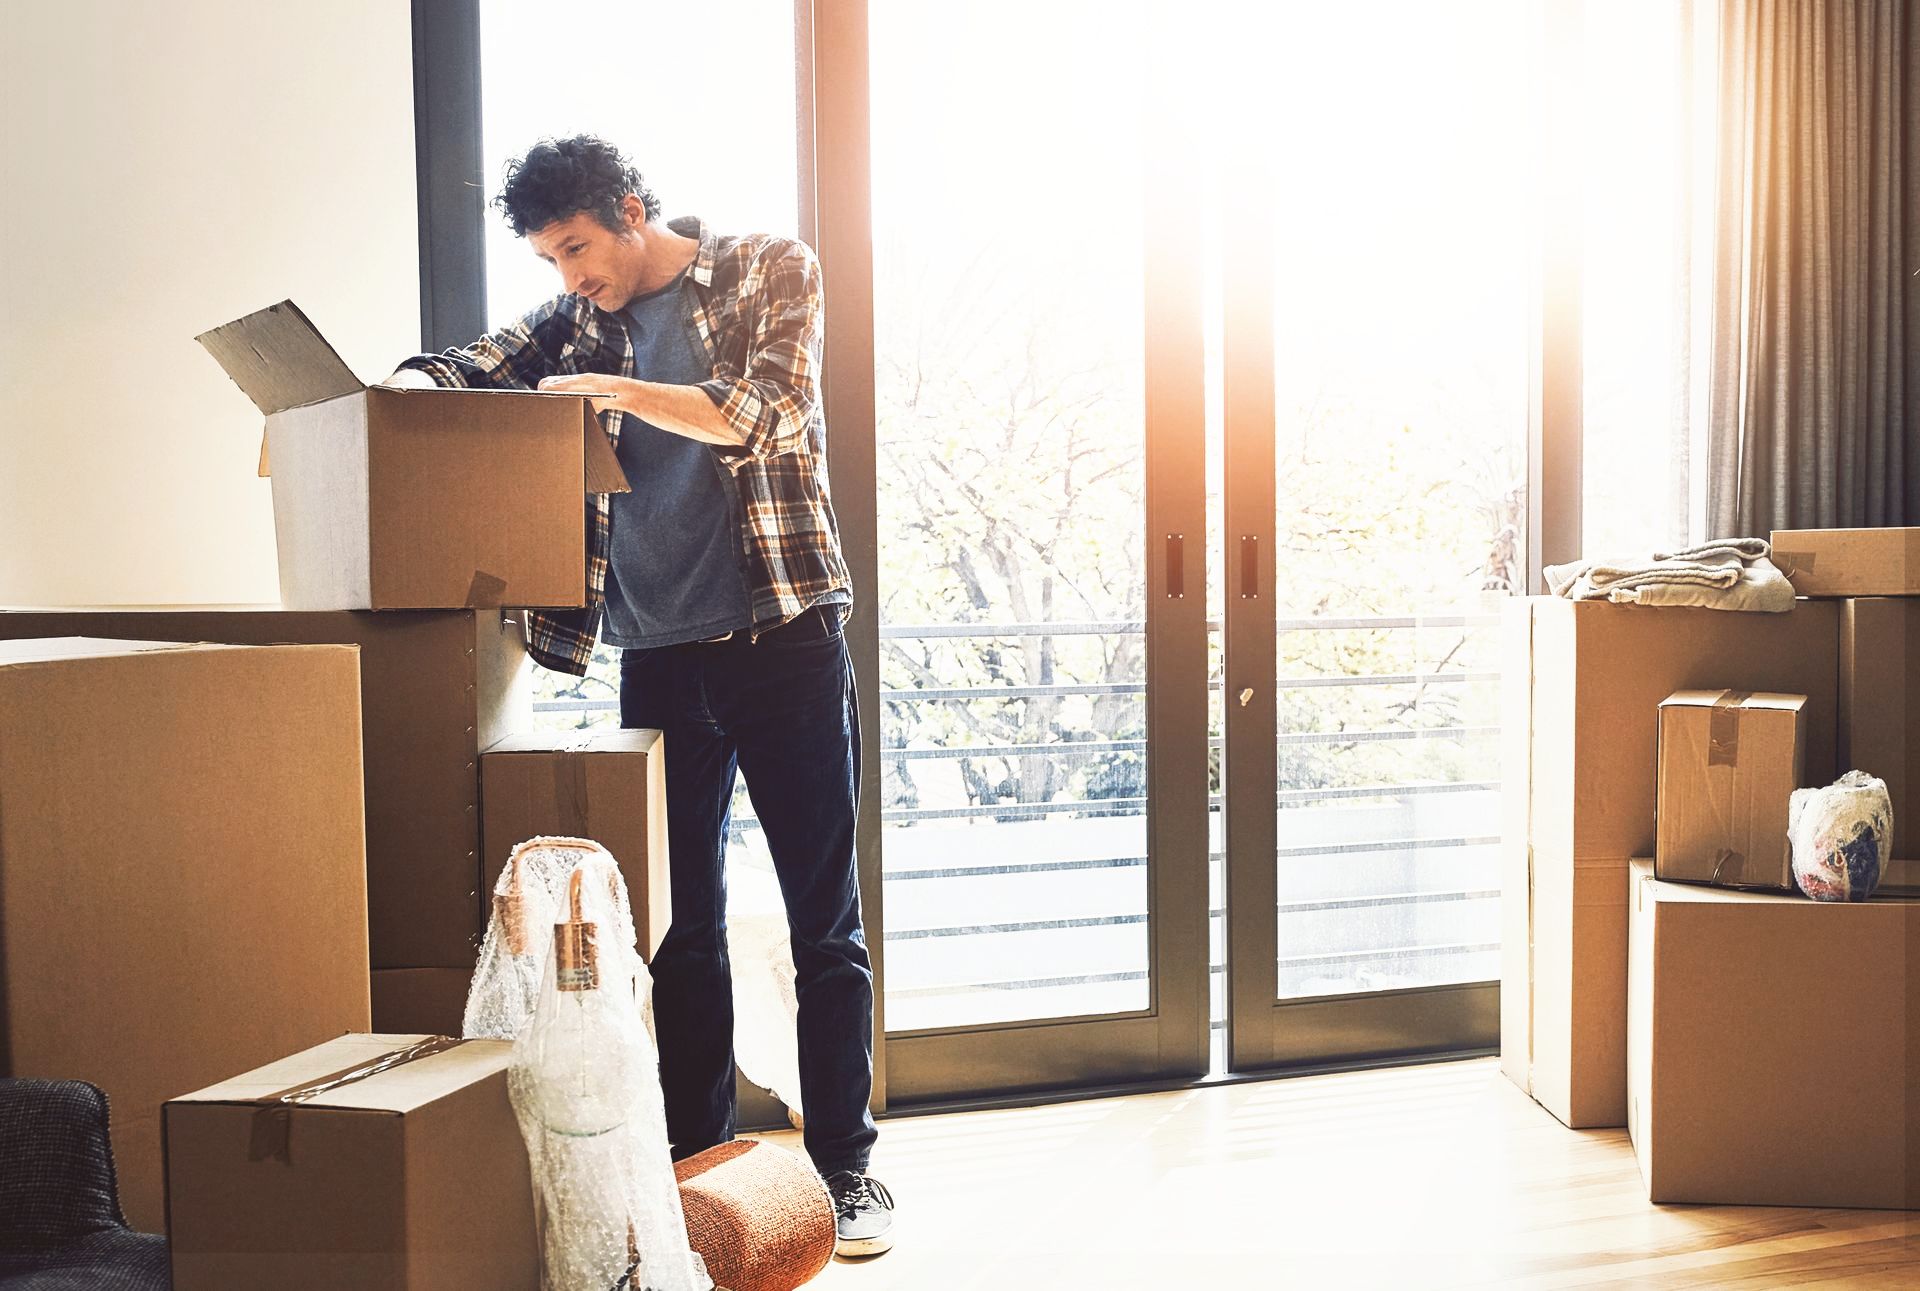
1545, 537, 1796, 612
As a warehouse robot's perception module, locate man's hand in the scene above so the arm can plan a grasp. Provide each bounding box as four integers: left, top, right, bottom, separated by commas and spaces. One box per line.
380, 367, 439, 390
538, 373, 631, 417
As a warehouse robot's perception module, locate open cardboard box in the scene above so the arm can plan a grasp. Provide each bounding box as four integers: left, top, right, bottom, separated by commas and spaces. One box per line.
198, 300, 630, 611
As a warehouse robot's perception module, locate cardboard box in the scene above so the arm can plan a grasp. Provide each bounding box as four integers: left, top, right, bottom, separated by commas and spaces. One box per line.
1840, 598, 1918, 859
0, 609, 530, 969
1771, 526, 1920, 597
1501, 598, 1839, 1128
165, 1034, 537, 1289
481, 729, 672, 960
1654, 690, 1805, 890
1886, 857, 1920, 897
197, 300, 630, 610
371, 969, 472, 1036
1626, 860, 1920, 1209
0, 638, 371, 1231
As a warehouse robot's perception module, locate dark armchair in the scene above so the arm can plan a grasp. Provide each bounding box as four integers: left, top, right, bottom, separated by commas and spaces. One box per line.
0, 1080, 170, 1290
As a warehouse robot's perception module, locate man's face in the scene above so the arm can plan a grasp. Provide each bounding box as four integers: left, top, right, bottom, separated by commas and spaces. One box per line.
527, 202, 647, 311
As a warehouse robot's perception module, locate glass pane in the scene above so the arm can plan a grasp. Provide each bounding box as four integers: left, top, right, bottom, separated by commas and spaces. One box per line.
1258, 2, 1529, 1000
1581, 0, 1691, 556
479, 0, 799, 875
479, 0, 799, 319
871, 0, 1151, 1032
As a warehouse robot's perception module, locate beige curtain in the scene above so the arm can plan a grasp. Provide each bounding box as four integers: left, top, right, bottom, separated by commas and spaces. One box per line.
1706, 0, 1917, 535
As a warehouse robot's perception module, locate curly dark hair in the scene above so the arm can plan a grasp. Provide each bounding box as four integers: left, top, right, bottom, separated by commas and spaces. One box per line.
491, 135, 661, 237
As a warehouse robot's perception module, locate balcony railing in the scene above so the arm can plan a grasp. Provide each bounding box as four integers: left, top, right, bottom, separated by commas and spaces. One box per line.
532, 612, 1506, 1020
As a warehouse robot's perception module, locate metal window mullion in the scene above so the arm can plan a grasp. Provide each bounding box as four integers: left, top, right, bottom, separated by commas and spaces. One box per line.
807, 0, 887, 1109
1142, 0, 1213, 1081
1529, 0, 1585, 591
1220, 137, 1282, 1074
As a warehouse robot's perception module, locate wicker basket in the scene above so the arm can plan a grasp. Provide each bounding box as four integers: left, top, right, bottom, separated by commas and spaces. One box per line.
675, 1140, 836, 1291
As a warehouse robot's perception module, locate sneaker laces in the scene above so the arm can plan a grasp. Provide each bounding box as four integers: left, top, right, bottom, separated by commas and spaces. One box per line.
825, 1170, 894, 1219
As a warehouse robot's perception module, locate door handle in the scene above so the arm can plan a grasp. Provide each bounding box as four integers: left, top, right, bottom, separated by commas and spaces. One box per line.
1240, 535, 1259, 599
1165, 533, 1184, 599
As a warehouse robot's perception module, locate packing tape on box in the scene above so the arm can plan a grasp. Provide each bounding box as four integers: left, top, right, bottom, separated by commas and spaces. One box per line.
248, 1035, 466, 1164
1708, 690, 1752, 767
1774, 550, 1814, 582
465, 569, 508, 607
551, 752, 592, 834
1709, 847, 1749, 886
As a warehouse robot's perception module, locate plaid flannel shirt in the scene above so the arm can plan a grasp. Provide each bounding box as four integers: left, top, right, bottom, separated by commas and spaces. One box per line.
398, 216, 851, 675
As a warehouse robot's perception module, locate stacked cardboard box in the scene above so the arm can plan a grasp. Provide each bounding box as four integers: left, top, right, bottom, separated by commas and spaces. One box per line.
1500, 598, 1839, 1128
0, 639, 371, 1231
1626, 859, 1919, 1208
1777, 527, 1920, 890
1839, 597, 1918, 874
1508, 528, 1920, 1207
1654, 690, 1805, 891
0, 609, 532, 988
1, 304, 681, 1257
482, 729, 673, 959
166, 1033, 538, 1289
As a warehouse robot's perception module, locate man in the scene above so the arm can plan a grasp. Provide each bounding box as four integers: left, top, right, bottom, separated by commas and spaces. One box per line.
388, 134, 893, 1257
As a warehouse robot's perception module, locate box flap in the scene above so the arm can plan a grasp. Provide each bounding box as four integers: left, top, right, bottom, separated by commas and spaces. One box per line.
582, 404, 631, 494
1639, 862, 1919, 907
0, 637, 223, 667
484, 729, 659, 756
1660, 688, 1805, 712
196, 300, 365, 415
171, 1034, 513, 1115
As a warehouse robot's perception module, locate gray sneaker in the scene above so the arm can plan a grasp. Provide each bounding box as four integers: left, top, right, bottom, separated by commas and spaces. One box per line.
825, 1170, 895, 1257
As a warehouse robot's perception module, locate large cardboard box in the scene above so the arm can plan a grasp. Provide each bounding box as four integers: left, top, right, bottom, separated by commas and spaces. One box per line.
0, 638, 371, 1231
1626, 860, 1920, 1209
1771, 526, 1920, 597
165, 1033, 537, 1289
1654, 690, 1805, 891
1840, 597, 1918, 859
1501, 598, 1839, 1128
481, 729, 672, 961
371, 969, 475, 1036
197, 300, 630, 610
0, 609, 530, 969
1888, 857, 1920, 897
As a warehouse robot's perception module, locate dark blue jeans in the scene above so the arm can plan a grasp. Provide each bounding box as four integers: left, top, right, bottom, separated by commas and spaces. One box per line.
619, 602, 877, 1175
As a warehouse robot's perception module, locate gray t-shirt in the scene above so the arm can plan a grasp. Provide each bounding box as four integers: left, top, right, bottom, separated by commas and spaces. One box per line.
598, 273, 755, 649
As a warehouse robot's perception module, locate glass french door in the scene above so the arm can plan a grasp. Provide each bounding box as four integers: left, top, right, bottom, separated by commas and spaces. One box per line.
1217, 1, 1530, 1070
847, 0, 1212, 1102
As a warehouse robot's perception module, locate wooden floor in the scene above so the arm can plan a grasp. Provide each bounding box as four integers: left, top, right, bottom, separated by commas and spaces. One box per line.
756, 1057, 1919, 1290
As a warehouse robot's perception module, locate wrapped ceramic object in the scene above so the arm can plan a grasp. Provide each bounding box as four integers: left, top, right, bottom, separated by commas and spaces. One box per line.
476, 838, 709, 1291
467, 836, 647, 1041
1788, 770, 1894, 902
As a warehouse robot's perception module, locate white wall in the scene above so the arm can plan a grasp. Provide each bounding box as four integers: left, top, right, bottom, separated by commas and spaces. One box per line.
0, 0, 421, 606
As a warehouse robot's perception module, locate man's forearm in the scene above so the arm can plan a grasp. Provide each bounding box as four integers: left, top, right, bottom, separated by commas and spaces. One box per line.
617, 379, 746, 448
534, 373, 747, 449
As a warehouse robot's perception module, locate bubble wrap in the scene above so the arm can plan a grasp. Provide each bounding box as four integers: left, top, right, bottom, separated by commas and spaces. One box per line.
1788, 770, 1894, 903
470, 838, 711, 1291
726, 863, 804, 1124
